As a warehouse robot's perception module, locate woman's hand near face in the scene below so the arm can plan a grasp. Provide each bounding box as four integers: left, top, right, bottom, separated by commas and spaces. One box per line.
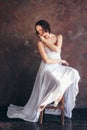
39, 33, 57, 45
38, 33, 61, 52
38, 32, 50, 40
43, 32, 50, 39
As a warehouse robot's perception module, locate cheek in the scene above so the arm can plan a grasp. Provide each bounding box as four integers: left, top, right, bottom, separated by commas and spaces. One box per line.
39, 31, 44, 36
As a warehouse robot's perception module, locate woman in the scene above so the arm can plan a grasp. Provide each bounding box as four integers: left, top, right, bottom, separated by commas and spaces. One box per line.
7, 20, 80, 122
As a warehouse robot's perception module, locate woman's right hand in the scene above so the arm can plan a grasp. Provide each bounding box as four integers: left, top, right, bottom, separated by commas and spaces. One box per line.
60, 60, 69, 66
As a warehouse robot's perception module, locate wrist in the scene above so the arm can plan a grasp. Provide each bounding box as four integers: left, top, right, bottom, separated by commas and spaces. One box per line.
58, 59, 62, 63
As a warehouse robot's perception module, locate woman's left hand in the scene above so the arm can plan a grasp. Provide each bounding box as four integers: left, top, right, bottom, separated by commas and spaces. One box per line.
61, 60, 69, 66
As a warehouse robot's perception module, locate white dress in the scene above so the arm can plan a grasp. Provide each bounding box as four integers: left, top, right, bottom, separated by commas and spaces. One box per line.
7, 47, 80, 122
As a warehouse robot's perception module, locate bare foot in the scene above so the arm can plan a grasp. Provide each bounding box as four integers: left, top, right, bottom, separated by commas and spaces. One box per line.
54, 99, 59, 107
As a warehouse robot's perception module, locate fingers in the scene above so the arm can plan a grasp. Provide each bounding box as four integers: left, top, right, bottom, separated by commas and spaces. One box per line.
64, 60, 69, 65
65, 61, 69, 65
61, 60, 69, 66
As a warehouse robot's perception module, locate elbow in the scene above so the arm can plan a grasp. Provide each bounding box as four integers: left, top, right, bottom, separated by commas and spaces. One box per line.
52, 47, 59, 52
45, 60, 49, 64
44, 60, 49, 64
44, 58, 50, 64
55, 49, 58, 53
54, 48, 58, 53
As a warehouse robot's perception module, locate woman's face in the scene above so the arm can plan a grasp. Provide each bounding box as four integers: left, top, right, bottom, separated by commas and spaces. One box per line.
35, 25, 45, 36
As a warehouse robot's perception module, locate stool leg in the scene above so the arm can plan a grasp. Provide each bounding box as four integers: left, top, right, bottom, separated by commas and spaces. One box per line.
61, 96, 64, 125
61, 107, 64, 125
39, 110, 44, 124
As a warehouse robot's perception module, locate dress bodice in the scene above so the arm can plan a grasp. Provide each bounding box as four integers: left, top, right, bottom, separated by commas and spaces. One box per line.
45, 47, 61, 60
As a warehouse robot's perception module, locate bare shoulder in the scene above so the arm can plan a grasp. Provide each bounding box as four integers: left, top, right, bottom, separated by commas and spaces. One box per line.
57, 34, 63, 39
56, 34, 63, 47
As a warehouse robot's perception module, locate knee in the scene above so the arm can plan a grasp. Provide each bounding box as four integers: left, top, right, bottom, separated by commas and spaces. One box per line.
72, 68, 80, 79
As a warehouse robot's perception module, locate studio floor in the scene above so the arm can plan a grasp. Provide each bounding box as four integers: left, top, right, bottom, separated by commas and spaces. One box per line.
0, 107, 87, 130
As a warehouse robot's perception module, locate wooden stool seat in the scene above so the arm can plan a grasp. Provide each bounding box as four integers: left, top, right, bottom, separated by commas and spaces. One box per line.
39, 96, 64, 125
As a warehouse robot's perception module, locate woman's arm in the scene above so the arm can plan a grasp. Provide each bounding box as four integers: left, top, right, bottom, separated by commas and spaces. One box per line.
37, 41, 69, 65
56, 34, 63, 50
39, 34, 63, 52
37, 41, 60, 64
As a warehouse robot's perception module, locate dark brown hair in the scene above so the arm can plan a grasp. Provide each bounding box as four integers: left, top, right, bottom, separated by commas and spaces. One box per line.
35, 20, 51, 35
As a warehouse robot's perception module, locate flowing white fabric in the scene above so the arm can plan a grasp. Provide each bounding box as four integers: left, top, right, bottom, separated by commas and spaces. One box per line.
7, 47, 80, 122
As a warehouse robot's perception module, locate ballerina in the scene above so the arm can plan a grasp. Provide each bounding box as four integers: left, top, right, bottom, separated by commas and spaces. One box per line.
7, 20, 80, 122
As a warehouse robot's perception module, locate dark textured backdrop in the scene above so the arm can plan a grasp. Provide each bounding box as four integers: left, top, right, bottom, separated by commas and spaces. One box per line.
0, 0, 87, 107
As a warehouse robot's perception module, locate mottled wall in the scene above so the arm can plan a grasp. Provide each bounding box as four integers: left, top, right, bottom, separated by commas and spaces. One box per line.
0, 0, 87, 107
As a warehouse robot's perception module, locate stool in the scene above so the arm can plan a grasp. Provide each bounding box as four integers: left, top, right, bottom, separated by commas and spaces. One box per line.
39, 96, 64, 125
